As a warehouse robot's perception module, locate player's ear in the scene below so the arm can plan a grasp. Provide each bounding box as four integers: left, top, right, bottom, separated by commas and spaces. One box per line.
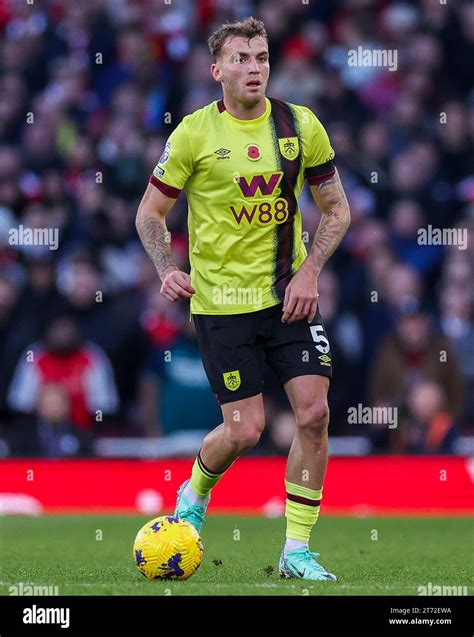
211, 62, 222, 82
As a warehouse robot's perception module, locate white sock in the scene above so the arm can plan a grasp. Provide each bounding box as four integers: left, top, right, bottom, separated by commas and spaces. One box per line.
182, 482, 210, 507
284, 538, 308, 554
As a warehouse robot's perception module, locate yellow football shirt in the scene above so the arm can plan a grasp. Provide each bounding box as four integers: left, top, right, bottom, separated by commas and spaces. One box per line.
150, 97, 335, 315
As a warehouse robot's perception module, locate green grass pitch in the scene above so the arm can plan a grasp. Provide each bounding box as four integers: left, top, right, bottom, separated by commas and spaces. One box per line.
0, 515, 472, 596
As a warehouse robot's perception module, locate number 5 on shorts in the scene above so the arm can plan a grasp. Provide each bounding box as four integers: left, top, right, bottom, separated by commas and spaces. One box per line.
310, 325, 330, 354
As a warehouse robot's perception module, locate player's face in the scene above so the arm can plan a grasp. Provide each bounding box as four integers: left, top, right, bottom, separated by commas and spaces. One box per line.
212, 36, 269, 107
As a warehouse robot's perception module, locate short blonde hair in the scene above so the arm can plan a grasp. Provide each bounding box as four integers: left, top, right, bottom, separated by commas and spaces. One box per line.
208, 16, 268, 60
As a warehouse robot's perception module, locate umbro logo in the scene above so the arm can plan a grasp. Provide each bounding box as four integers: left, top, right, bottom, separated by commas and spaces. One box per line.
215, 148, 231, 160
318, 354, 331, 367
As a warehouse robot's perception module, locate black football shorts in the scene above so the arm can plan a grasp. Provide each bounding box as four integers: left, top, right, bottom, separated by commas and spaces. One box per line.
193, 302, 332, 405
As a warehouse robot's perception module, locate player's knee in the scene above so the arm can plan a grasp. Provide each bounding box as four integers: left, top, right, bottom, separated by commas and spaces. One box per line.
295, 401, 329, 437
237, 432, 262, 453
225, 418, 264, 453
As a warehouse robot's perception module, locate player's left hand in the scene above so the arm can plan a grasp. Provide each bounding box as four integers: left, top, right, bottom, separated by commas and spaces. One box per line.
281, 263, 319, 324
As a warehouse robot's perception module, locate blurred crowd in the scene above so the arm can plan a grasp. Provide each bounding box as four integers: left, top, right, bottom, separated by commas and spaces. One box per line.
0, 0, 472, 457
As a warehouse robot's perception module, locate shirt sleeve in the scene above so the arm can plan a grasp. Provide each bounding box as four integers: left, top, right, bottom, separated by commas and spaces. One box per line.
299, 107, 336, 185
149, 119, 194, 198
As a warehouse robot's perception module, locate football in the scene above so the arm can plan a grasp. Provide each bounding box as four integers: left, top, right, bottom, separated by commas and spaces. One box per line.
133, 515, 204, 580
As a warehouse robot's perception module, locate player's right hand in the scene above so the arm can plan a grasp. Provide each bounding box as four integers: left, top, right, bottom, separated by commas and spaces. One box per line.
160, 268, 195, 302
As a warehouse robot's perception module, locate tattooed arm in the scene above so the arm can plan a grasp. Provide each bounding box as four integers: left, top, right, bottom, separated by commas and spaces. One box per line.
306, 169, 351, 273
136, 183, 195, 302
282, 169, 350, 323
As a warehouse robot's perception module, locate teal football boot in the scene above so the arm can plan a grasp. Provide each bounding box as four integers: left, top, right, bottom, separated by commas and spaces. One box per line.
279, 547, 337, 581
174, 479, 209, 533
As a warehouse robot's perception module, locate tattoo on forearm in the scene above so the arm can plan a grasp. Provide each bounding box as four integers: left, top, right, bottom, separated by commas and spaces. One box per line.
136, 215, 176, 278
308, 171, 350, 272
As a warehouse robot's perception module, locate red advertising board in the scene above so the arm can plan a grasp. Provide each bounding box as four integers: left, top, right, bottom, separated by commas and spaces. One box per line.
0, 456, 472, 515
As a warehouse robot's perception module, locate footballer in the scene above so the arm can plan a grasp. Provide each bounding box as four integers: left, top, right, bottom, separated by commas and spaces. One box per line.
136, 17, 351, 581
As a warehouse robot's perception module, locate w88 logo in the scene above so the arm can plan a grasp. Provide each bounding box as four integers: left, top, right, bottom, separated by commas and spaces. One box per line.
230, 199, 289, 226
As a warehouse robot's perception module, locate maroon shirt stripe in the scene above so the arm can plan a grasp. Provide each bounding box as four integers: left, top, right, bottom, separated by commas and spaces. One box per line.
305, 158, 336, 185
268, 98, 301, 301
307, 169, 336, 186
149, 175, 181, 198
